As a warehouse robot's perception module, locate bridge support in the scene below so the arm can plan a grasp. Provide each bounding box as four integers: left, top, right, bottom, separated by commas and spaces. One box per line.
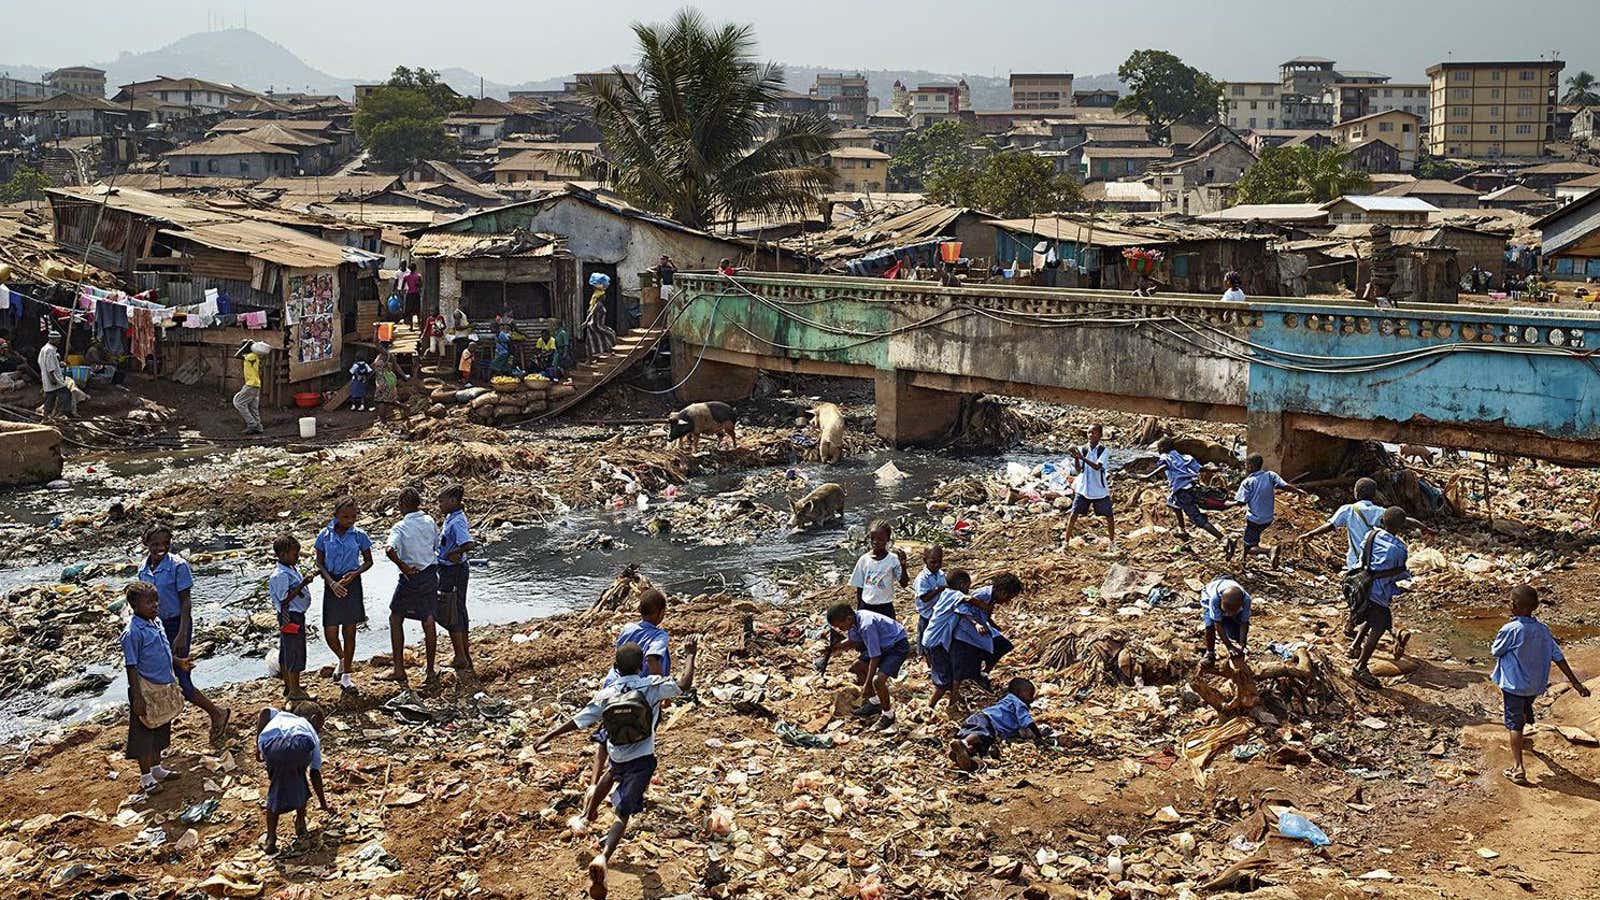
670, 354, 758, 406
875, 371, 971, 447
1247, 410, 1353, 478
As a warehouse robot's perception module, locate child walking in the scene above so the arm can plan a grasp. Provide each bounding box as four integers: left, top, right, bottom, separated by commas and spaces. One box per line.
949, 677, 1049, 772
850, 519, 908, 619
586, 589, 673, 799
436, 484, 478, 673
1493, 585, 1590, 786
139, 525, 230, 744
912, 545, 947, 656
256, 701, 329, 855
314, 497, 374, 692
818, 602, 911, 729
347, 355, 374, 412
535, 637, 700, 899
1349, 506, 1412, 688
383, 487, 440, 687
269, 534, 318, 702
122, 582, 185, 797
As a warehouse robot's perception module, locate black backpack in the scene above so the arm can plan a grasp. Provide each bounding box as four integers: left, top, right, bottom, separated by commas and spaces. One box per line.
1343, 529, 1380, 621
600, 688, 655, 745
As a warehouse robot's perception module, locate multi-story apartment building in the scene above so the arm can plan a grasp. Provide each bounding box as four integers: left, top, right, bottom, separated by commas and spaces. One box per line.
45, 67, 107, 99
811, 72, 871, 125
0, 75, 50, 102
1220, 82, 1284, 131
1010, 73, 1073, 111
1427, 60, 1564, 158
1365, 82, 1430, 125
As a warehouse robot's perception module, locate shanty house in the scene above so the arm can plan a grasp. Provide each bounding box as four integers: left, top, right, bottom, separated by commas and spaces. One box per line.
28, 92, 130, 138
989, 215, 1277, 293
409, 230, 578, 337
164, 134, 299, 178
1536, 187, 1600, 280
1320, 195, 1439, 226
1375, 178, 1482, 210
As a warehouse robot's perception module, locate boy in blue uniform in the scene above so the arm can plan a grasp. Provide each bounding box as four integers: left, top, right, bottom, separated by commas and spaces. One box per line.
949, 677, 1048, 771
384, 487, 440, 687
911, 545, 947, 656
1294, 477, 1385, 573
1493, 585, 1590, 786
139, 525, 230, 744
586, 589, 673, 800
819, 602, 910, 729
1350, 506, 1412, 688
122, 582, 183, 795
535, 637, 700, 900
964, 572, 1025, 685
314, 497, 374, 693
1200, 576, 1251, 664
269, 534, 318, 702
1230, 454, 1303, 571
922, 569, 975, 713
256, 701, 329, 855
436, 484, 478, 673
1143, 438, 1229, 548
347, 355, 373, 412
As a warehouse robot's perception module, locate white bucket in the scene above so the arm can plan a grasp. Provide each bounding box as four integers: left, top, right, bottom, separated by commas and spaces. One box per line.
298, 416, 317, 438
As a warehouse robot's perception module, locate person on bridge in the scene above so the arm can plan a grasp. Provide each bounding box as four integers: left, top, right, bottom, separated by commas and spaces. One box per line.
1221, 271, 1246, 302
1062, 424, 1117, 551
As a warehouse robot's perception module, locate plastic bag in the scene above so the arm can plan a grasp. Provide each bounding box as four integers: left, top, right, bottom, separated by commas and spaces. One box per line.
1278, 811, 1330, 846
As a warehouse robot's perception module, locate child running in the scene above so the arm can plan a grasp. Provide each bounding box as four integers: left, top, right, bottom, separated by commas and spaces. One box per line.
314, 497, 373, 693
1349, 506, 1412, 688
138, 525, 230, 744
585, 589, 673, 803
1143, 438, 1229, 547
122, 582, 184, 796
967, 572, 1024, 682
1230, 454, 1303, 571
256, 701, 329, 855
949, 677, 1048, 771
850, 519, 908, 618
534, 636, 700, 899
384, 487, 441, 687
269, 534, 318, 702
436, 484, 478, 672
818, 602, 911, 729
1492, 585, 1590, 786
912, 545, 947, 655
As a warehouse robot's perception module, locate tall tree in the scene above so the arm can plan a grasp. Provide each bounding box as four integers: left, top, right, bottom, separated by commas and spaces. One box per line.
925, 151, 1082, 218
0, 165, 53, 205
353, 67, 468, 169
1566, 71, 1599, 106
888, 120, 985, 191
1114, 50, 1223, 132
1234, 146, 1370, 204
562, 9, 836, 230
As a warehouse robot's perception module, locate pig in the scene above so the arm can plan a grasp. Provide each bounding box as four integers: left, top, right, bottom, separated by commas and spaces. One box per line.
1398, 443, 1435, 467
789, 482, 846, 529
667, 401, 738, 452
811, 402, 846, 464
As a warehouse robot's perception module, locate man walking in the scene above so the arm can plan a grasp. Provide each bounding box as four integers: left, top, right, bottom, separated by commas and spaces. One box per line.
233, 340, 267, 435
37, 329, 72, 421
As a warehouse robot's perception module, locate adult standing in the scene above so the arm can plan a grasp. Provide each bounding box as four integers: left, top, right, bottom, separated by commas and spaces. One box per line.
37, 329, 71, 420
232, 340, 267, 435
401, 263, 423, 331
371, 347, 403, 426
584, 275, 616, 358
1221, 271, 1246, 302
1061, 424, 1117, 549
654, 255, 677, 297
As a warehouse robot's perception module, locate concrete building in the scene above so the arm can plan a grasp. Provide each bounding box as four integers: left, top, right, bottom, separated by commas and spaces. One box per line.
1322, 70, 1391, 123
1365, 82, 1431, 125
1010, 73, 1074, 111
1426, 60, 1565, 158
31, 92, 132, 138
1375, 178, 1481, 209
1320, 195, 1439, 226
811, 73, 871, 125
1074, 89, 1119, 109
0, 75, 49, 102
910, 84, 962, 125
1278, 58, 1340, 127
825, 147, 890, 193
44, 67, 106, 99
115, 76, 263, 117
1220, 82, 1284, 131
1080, 145, 1174, 181
164, 134, 299, 178
1333, 109, 1421, 168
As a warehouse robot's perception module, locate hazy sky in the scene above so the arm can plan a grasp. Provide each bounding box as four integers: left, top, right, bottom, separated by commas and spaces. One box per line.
2, 0, 1594, 84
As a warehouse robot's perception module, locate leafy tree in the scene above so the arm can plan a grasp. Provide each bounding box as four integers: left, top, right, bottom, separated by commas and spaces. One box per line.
1114, 50, 1223, 132
888, 120, 983, 191
1234, 146, 1370, 204
562, 9, 835, 230
353, 67, 467, 170
926, 151, 1082, 218
1566, 71, 1599, 106
0, 165, 53, 204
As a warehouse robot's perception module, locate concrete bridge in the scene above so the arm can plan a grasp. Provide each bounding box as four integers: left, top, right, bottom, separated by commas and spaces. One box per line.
667, 273, 1600, 471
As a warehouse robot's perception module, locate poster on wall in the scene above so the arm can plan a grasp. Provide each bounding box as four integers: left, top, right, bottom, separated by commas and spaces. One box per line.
288, 272, 336, 364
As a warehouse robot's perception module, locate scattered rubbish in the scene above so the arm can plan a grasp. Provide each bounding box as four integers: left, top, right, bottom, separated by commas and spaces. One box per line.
1232, 743, 1263, 761
179, 797, 220, 825
1277, 812, 1331, 847
874, 461, 907, 483
1555, 725, 1599, 746
775, 722, 834, 749
1477, 848, 1500, 859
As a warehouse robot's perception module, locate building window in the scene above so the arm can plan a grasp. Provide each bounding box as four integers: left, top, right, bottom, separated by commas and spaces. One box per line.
1379, 121, 1394, 132
1232, 86, 1245, 96
1402, 123, 1412, 132
188, 160, 199, 174
1491, 70, 1502, 81
1491, 88, 1502, 98
1515, 124, 1533, 135
1452, 125, 1469, 135
1518, 87, 1535, 99
1248, 117, 1257, 128
1520, 70, 1535, 81
1249, 101, 1257, 110
1453, 71, 1469, 81
1518, 105, 1534, 118
1452, 88, 1470, 99
1489, 124, 1499, 134
1452, 106, 1469, 117
1267, 118, 1275, 128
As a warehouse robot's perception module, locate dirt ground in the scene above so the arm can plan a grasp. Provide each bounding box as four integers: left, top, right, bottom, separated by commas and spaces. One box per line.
4, 381, 1600, 898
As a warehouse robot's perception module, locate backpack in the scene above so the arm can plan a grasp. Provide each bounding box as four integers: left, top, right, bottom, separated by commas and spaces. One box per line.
600, 688, 655, 746
1342, 529, 1380, 621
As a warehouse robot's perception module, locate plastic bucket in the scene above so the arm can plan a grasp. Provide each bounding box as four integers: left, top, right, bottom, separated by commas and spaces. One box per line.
377, 322, 395, 342
298, 416, 317, 438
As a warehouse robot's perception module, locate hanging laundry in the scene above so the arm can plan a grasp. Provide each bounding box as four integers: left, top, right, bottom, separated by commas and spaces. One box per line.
129, 308, 156, 369
241, 310, 269, 329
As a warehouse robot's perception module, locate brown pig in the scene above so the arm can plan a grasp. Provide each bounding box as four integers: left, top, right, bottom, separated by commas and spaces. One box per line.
667, 401, 737, 452
789, 482, 846, 529
812, 402, 846, 464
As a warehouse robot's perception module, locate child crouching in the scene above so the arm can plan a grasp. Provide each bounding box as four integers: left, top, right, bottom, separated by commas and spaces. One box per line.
256, 701, 329, 855
949, 677, 1049, 771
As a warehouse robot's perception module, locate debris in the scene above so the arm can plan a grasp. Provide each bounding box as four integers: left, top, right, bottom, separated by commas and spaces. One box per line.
1277, 812, 1331, 847
180, 797, 220, 824
1555, 725, 1599, 746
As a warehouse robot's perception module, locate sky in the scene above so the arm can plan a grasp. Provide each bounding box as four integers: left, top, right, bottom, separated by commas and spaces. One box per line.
1, 0, 1594, 85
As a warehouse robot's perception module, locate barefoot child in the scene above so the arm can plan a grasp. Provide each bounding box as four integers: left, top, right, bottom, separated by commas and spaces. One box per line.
949, 677, 1048, 771
1143, 438, 1228, 546
436, 484, 478, 673
384, 487, 440, 686
851, 519, 908, 618
269, 535, 318, 702
1493, 585, 1591, 786
139, 526, 230, 744
315, 498, 373, 692
256, 701, 329, 854
122, 582, 184, 796
912, 545, 947, 655
534, 637, 700, 899
819, 602, 910, 729
1201, 576, 1250, 665
587, 589, 673, 798
1230, 454, 1303, 571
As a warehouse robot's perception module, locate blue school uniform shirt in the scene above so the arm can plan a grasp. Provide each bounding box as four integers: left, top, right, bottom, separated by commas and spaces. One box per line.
1068, 443, 1111, 500
258, 709, 322, 770
848, 609, 908, 658
138, 553, 194, 621
314, 522, 372, 576
121, 614, 176, 685
1492, 616, 1566, 696
952, 597, 995, 652
269, 562, 311, 615
1235, 470, 1288, 524
1365, 529, 1410, 608
1160, 450, 1201, 491
913, 568, 947, 617
963, 585, 1008, 647
1201, 577, 1252, 627
438, 509, 473, 567
1329, 500, 1385, 569
921, 588, 967, 651
604, 620, 671, 687
572, 674, 682, 763
982, 693, 1035, 738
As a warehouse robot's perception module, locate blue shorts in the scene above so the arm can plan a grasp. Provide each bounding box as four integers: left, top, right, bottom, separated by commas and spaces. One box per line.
1503, 691, 1537, 732
1168, 488, 1211, 527
1072, 495, 1113, 517
957, 712, 998, 756
607, 754, 658, 816
161, 615, 198, 703
926, 642, 953, 688
950, 639, 987, 683
1243, 519, 1272, 548
863, 638, 911, 678
1362, 602, 1393, 636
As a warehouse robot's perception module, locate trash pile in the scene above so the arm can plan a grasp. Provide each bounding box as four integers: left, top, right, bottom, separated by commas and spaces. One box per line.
425, 373, 577, 426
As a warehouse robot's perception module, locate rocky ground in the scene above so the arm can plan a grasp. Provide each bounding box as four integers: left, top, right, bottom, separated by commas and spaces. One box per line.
2, 377, 1600, 899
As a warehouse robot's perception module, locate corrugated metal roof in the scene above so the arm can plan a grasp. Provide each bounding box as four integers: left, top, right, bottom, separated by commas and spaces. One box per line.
1196, 203, 1328, 223
163, 134, 299, 157
410, 230, 562, 258
1376, 179, 1479, 197
1322, 195, 1441, 213
160, 219, 380, 268
991, 214, 1257, 248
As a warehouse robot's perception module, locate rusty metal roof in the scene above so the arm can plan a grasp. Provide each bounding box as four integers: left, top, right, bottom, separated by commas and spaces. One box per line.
410, 230, 564, 259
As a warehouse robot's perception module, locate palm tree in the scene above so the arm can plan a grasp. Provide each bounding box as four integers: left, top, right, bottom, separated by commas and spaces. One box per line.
1565, 71, 1600, 106
561, 9, 836, 231
1296, 146, 1369, 203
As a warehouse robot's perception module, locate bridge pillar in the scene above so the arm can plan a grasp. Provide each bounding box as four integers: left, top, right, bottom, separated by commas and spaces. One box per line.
1247, 410, 1352, 478
875, 371, 970, 446
670, 352, 758, 406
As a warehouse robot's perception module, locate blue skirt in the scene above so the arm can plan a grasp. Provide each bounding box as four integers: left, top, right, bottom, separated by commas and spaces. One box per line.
262, 732, 315, 813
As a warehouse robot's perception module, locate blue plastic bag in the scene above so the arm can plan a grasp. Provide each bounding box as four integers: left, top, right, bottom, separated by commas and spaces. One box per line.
1277, 812, 1330, 847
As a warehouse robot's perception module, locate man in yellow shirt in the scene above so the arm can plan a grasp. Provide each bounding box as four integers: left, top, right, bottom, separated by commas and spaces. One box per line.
233, 340, 268, 435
